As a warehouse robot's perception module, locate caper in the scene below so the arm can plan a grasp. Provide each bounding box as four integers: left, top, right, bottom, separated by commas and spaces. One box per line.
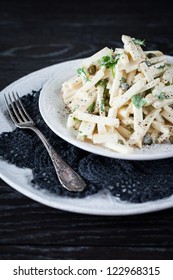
88, 65, 97, 75
143, 134, 153, 145
169, 136, 173, 144
121, 82, 129, 91
144, 60, 152, 67
146, 53, 156, 59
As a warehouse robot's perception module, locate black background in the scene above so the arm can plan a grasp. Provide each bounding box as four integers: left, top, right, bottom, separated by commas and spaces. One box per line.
1, 0, 173, 259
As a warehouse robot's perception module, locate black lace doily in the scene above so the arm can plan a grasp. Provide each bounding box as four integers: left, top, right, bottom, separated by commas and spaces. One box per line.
1, 90, 173, 203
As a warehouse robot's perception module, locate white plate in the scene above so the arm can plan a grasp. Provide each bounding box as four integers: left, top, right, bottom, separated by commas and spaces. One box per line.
39, 56, 173, 161
1, 58, 173, 215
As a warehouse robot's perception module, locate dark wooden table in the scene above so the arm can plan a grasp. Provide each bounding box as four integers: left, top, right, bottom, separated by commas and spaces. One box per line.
1, 0, 173, 260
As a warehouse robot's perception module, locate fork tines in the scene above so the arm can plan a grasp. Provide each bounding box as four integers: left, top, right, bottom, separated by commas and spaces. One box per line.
4, 92, 34, 125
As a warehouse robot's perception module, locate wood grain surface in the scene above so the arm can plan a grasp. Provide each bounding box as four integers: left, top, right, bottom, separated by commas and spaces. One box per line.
0, 0, 173, 259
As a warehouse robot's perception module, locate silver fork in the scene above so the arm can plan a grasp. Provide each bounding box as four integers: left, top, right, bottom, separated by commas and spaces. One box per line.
4, 92, 86, 192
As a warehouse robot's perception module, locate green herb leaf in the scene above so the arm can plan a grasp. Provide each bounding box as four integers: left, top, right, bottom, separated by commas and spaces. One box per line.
100, 54, 120, 68
101, 99, 105, 113
157, 64, 166, 69
96, 78, 108, 87
157, 92, 166, 100
77, 68, 90, 82
156, 63, 170, 70
96, 79, 109, 100
120, 77, 126, 84
73, 117, 80, 121
132, 38, 146, 46
100, 55, 112, 66
100, 54, 120, 77
131, 94, 146, 109
87, 101, 96, 113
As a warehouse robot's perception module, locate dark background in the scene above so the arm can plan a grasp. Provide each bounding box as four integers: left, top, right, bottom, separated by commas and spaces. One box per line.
1, 0, 173, 259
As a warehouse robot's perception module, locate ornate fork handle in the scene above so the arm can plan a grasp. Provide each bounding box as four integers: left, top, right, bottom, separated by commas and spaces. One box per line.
30, 126, 86, 192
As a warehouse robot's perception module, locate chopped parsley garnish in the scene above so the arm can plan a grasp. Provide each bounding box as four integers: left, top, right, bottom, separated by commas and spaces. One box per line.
157, 64, 166, 69
100, 54, 120, 67
96, 78, 108, 87
132, 38, 146, 46
87, 101, 96, 113
157, 92, 166, 100
101, 99, 105, 113
96, 79, 109, 100
131, 94, 146, 109
100, 54, 120, 77
73, 117, 79, 121
79, 131, 87, 138
156, 63, 170, 70
77, 68, 90, 82
120, 77, 126, 84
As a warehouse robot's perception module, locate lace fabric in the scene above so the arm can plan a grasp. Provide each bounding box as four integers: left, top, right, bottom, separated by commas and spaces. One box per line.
1, 90, 173, 202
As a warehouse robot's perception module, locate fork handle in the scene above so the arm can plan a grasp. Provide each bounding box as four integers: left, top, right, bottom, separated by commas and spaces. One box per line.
31, 127, 86, 192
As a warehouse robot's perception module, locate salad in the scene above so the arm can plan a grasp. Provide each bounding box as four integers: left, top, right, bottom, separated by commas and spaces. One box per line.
61, 35, 173, 154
